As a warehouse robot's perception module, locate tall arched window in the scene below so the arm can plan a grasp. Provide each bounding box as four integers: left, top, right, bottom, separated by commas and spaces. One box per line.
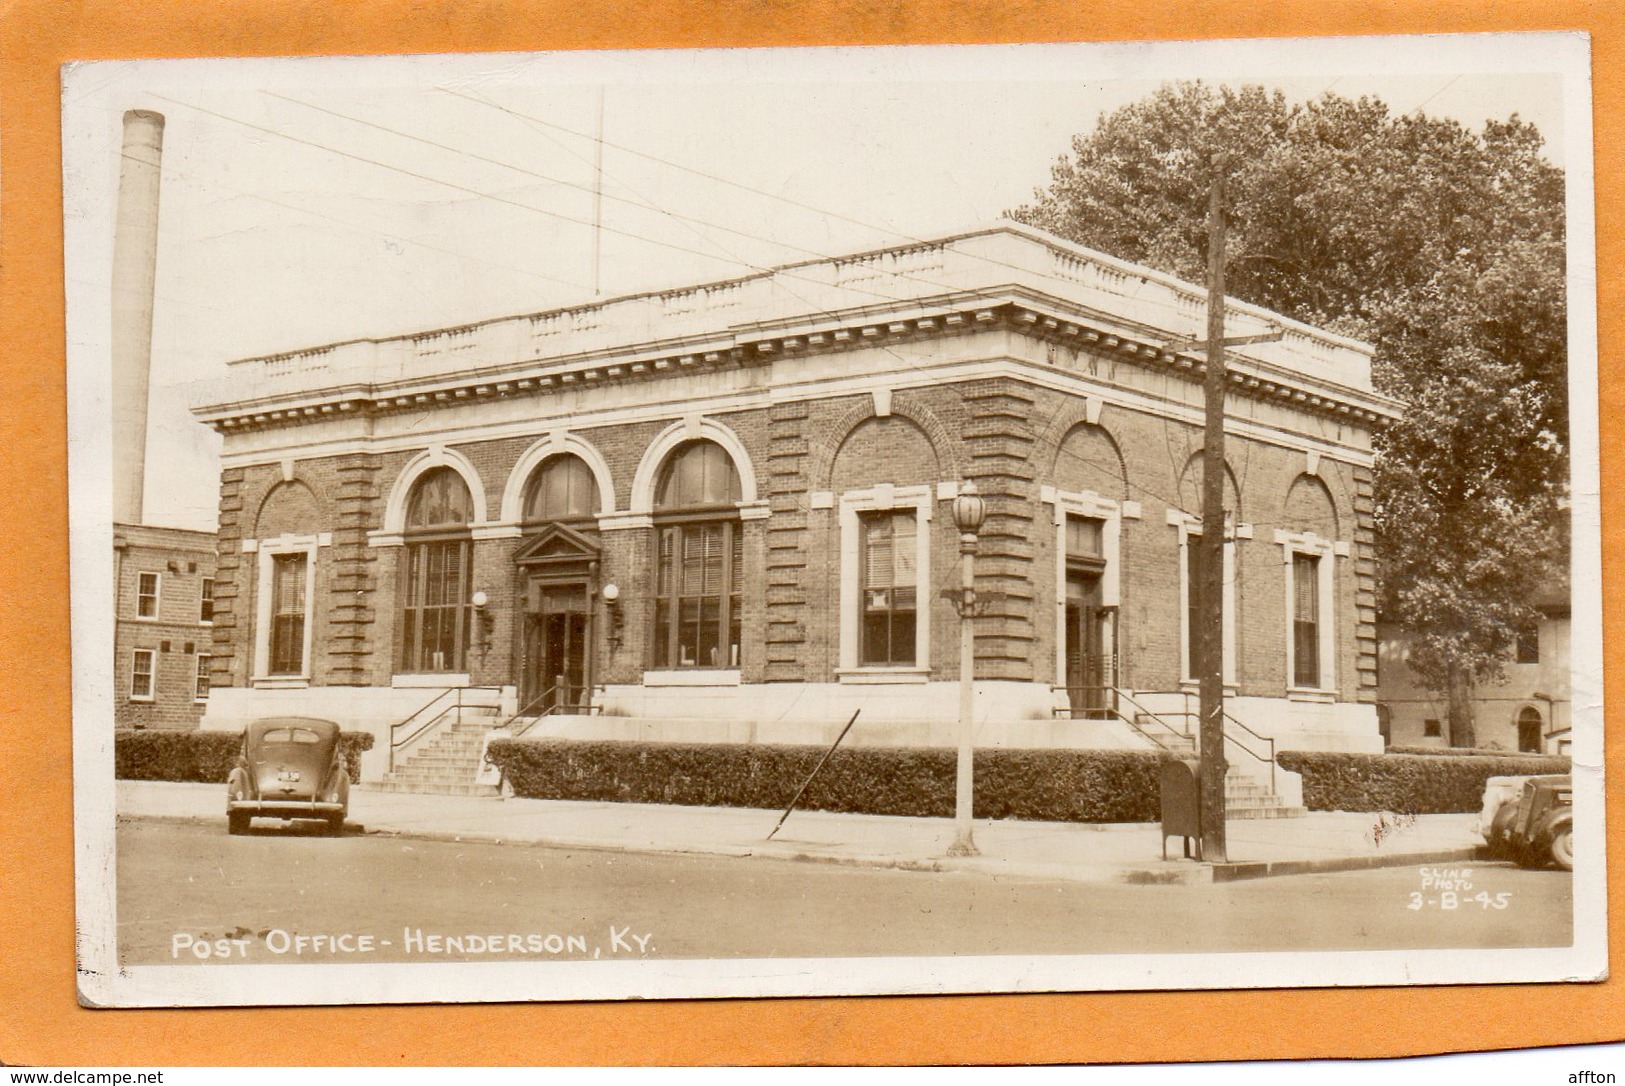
523, 454, 597, 523
652, 441, 742, 669
401, 467, 474, 673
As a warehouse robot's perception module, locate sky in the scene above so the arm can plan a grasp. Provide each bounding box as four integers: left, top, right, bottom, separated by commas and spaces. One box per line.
60, 35, 1585, 531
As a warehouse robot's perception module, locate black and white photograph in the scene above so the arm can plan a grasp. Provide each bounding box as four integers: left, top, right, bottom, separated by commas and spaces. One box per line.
65, 33, 1604, 1008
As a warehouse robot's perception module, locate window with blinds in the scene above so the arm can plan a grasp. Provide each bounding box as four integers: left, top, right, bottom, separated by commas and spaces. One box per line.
651, 441, 744, 670
401, 467, 475, 673
1185, 536, 1202, 680
859, 511, 918, 667
401, 539, 470, 672
653, 522, 742, 668
269, 552, 307, 675
1293, 552, 1320, 687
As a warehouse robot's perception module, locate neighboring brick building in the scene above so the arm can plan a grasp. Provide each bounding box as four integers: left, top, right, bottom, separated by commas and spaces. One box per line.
113, 522, 219, 728
193, 223, 1401, 792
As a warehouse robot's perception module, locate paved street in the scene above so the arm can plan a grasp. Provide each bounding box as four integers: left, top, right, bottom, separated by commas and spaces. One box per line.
117, 818, 1572, 966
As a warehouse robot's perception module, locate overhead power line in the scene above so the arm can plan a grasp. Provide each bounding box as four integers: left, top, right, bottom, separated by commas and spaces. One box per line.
125, 150, 590, 295
265, 92, 831, 271
150, 94, 837, 291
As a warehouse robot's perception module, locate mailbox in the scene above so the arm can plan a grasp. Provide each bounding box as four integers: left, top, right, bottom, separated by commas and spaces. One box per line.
1160, 755, 1202, 860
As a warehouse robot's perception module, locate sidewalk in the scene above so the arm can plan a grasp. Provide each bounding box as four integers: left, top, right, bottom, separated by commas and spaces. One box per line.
116, 780, 1486, 884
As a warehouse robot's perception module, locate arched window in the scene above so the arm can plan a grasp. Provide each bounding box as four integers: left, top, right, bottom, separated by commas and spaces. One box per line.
524, 454, 597, 523
657, 440, 741, 507
652, 441, 742, 669
400, 467, 475, 673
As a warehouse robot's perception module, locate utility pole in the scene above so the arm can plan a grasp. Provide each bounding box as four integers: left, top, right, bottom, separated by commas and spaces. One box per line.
1198, 152, 1231, 864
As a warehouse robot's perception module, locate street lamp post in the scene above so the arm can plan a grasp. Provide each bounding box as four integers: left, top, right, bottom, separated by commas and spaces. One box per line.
948, 479, 986, 857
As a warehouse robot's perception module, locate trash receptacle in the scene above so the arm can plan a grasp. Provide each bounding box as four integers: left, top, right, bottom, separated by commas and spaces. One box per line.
1161, 755, 1202, 860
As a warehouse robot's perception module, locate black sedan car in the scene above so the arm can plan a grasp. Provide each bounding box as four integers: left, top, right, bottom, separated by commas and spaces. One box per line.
226, 717, 350, 835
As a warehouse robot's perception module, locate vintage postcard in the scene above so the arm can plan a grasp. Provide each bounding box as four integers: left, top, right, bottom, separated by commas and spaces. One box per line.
66, 32, 1604, 1008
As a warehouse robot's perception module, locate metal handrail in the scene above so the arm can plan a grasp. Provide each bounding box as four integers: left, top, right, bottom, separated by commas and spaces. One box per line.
1052, 686, 1118, 721
387, 685, 502, 773
1052, 678, 1283, 791
505, 687, 569, 738
482, 685, 602, 796
1221, 711, 1276, 792
1172, 690, 1277, 790
1109, 687, 1196, 753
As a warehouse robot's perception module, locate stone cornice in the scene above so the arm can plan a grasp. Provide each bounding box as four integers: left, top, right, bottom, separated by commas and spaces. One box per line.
194, 298, 1402, 436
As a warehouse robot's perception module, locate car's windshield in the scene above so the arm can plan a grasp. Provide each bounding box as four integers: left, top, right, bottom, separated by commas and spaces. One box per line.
260, 727, 324, 744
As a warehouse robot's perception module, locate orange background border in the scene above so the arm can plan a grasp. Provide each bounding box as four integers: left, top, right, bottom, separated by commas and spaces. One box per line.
2, 0, 1619, 1066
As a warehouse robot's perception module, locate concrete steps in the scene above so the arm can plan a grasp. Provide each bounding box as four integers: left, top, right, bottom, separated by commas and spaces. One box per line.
365, 779, 501, 797
375, 706, 504, 797
1130, 713, 1196, 753
1224, 772, 1304, 819
1126, 707, 1303, 819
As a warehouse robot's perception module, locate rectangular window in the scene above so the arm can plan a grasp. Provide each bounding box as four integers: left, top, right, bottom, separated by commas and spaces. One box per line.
130, 649, 155, 701
195, 655, 211, 701
1066, 516, 1104, 560
401, 539, 470, 672
1424, 718, 1442, 738
1515, 623, 1540, 664
1293, 553, 1321, 687
859, 511, 918, 667
653, 520, 740, 669
200, 578, 215, 624
1185, 537, 1203, 680
137, 572, 160, 618
269, 552, 308, 676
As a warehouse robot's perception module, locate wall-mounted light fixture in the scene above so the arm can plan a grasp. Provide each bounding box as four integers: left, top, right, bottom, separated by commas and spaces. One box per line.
601, 582, 624, 651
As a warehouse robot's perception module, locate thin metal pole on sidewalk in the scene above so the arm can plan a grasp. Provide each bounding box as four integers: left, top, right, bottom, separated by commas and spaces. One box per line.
766, 709, 861, 841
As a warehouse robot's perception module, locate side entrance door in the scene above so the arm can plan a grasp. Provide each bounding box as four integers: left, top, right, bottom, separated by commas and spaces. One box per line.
1065, 569, 1116, 719
522, 581, 591, 714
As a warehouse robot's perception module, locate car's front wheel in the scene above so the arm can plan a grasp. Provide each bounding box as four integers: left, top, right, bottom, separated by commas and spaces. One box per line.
1549, 826, 1574, 871
228, 810, 250, 836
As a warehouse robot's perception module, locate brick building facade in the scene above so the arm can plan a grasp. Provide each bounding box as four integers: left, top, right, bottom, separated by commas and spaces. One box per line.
113, 522, 219, 728
195, 224, 1401, 790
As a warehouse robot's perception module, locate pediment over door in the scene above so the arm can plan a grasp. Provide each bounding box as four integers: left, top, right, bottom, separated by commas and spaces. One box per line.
514, 522, 602, 570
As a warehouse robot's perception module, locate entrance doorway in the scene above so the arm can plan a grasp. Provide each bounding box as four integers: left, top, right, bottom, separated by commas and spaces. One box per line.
512, 521, 602, 718
1065, 569, 1115, 718
1517, 706, 1544, 753
522, 582, 591, 714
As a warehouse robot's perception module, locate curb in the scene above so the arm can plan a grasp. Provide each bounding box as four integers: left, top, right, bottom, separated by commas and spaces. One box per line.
117, 810, 1480, 885
1209, 847, 1486, 882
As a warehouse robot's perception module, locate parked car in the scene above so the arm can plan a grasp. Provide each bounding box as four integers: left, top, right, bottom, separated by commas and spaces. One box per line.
1482, 774, 1572, 871
1479, 774, 1535, 853
226, 717, 350, 835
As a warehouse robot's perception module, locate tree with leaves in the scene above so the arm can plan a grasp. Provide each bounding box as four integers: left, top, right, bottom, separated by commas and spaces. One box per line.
1010, 82, 1567, 746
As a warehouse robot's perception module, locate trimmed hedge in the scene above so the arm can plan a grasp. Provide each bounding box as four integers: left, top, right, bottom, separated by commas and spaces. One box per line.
484, 738, 1165, 823
1387, 744, 1553, 758
115, 728, 375, 784
1277, 750, 1571, 814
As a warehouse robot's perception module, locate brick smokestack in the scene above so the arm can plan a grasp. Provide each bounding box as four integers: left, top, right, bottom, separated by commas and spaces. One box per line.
111, 109, 165, 525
